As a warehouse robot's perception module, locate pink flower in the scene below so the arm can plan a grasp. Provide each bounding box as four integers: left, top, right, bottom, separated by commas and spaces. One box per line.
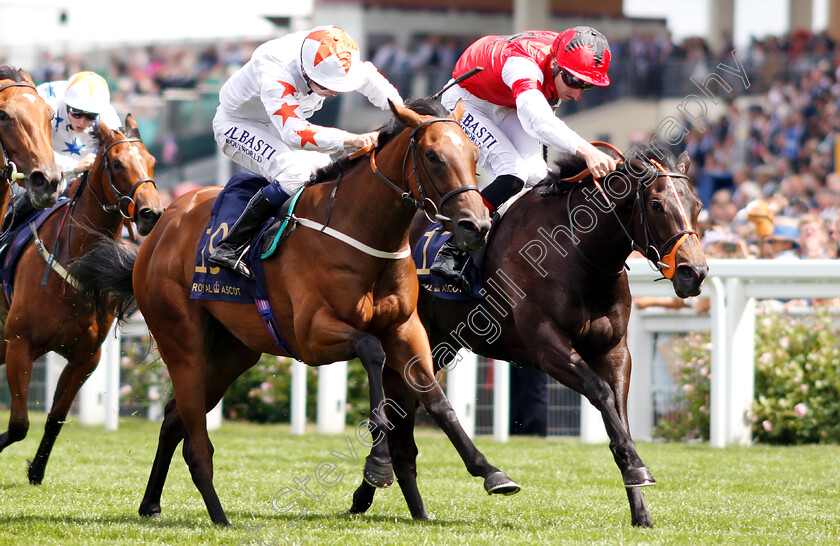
794, 403, 807, 417
119, 385, 133, 396
762, 420, 773, 432
261, 381, 272, 391
682, 384, 694, 394
779, 337, 789, 349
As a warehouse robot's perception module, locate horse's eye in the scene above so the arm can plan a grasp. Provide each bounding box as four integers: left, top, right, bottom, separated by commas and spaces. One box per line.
111, 159, 123, 169
0, 110, 9, 122
650, 200, 664, 212
425, 150, 439, 162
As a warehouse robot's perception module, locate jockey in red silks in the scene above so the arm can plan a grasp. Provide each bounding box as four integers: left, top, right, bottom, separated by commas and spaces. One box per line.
209, 25, 403, 278
431, 26, 617, 288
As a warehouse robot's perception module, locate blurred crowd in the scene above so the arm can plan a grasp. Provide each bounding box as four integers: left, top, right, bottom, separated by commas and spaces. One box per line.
22, 28, 840, 268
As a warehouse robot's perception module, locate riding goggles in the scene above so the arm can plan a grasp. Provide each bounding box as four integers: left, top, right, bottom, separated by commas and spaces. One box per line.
68, 107, 97, 121
553, 67, 595, 91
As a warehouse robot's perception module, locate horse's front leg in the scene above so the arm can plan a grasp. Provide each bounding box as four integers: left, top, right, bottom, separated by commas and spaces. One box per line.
590, 340, 654, 528
0, 339, 37, 453
536, 329, 653, 527
385, 313, 520, 496
28, 350, 101, 484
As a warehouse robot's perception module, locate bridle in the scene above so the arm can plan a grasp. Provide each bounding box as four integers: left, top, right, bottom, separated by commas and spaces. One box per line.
88, 135, 156, 220
565, 143, 699, 280
0, 81, 38, 184
369, 117, 480, 224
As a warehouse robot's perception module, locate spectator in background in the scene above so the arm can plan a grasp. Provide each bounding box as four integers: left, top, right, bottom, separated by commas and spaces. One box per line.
798, 214, 831, 258
763, 223, 802, 259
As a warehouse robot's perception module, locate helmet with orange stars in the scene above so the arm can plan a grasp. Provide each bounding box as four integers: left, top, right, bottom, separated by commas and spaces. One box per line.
300, 26, 365, 93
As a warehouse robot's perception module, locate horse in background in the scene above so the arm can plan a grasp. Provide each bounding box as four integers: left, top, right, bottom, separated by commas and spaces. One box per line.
0, 66, 64, 215
0, 115, 163, 484
72, 99, 520, 525
350, 144, 708, 527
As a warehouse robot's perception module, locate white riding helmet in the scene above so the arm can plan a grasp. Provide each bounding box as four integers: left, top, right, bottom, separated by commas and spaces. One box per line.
63, 71, 110, 114
300, 26, 364, 93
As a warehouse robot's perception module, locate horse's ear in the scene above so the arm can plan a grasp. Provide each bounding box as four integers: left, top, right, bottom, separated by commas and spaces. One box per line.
97, 118, 112, 139
676, 151, 690, 174
450, 99, 465, 123
17, 68, 34, 85
389, 99, 422, 128
124, 114, 141, 139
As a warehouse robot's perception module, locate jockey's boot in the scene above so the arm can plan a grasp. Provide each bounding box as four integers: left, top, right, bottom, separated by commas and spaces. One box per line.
208, 187, 286, 280
429, 236, 471, 291
1, 194, 36, 235
429, 174, 524, 291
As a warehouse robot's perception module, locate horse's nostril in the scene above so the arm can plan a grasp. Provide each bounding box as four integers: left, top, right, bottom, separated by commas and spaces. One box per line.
457, 220, 480, 236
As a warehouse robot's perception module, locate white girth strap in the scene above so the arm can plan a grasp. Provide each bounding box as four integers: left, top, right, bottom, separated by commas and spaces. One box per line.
294, 216, 411, 260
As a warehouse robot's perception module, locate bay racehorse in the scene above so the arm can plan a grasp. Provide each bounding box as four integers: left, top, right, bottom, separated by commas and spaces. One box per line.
349, 143, 708, 527
72, 99, 520, 525
0, 115, 163, 484
0, 66, 64, 216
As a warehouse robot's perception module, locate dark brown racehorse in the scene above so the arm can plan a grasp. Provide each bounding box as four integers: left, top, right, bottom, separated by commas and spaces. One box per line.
349, 144, 708, 527
73, 99, 521, 525
0, 115, 163, 484
0, 66, 64, 215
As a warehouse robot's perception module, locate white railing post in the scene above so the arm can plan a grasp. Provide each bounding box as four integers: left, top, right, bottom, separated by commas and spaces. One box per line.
291, 360, 307, 435
103, 324, 121, 431
493, 359, 509, 442
725, 277, 755, 446
78, 356, 107, 426
207, 400, 223, 430
579, 395, 609, 443
317, 360, 347, 434
627, 302, 654, 441
446, 350, 477, 439
708, 277, 728, 448
45, 352, 66, 414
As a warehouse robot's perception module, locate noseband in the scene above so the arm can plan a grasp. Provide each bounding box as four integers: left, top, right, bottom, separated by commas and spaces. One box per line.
0, 81, 38, 183
90, 136, 156, 220
370, 117, 480, 223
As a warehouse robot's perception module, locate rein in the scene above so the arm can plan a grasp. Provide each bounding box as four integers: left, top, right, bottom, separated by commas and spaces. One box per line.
369, 117, 480, 224
0, 81, 37, 184
563, 143, 698, 279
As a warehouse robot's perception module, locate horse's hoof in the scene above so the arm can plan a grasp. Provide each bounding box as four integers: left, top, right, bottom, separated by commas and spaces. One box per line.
623, 467, 656, 488
363, 460, 394, 488
27, 463, 44, 485
484, 471, 521, 495
139, 505, 162, 519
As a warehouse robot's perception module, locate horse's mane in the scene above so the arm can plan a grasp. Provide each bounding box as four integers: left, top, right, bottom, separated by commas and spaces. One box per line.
0, 65, 24, 82
310, 98, 450, 184
536, 142, 679, 197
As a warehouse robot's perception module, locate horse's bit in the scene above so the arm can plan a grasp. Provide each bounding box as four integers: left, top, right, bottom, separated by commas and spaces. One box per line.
369, 117, 481, 224
0, 81, 38, 184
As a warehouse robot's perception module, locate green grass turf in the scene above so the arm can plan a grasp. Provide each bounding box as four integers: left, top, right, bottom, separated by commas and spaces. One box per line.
0, 411, 836, 545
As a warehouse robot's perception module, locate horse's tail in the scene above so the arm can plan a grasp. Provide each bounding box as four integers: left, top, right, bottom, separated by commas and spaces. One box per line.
70, 235, 137, 322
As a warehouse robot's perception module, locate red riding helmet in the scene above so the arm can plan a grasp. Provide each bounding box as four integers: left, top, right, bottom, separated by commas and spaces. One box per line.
553, 26, 611, 87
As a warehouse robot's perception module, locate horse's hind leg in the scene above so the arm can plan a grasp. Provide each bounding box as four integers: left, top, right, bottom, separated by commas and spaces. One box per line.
28, 351, 100, 484
350, 366, 427, 518
139, 329, 259, 522
354, 334, 394, 489
138, 398, 183, 518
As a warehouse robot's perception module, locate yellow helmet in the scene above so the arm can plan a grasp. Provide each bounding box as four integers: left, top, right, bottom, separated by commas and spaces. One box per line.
64, 71, 110, 114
